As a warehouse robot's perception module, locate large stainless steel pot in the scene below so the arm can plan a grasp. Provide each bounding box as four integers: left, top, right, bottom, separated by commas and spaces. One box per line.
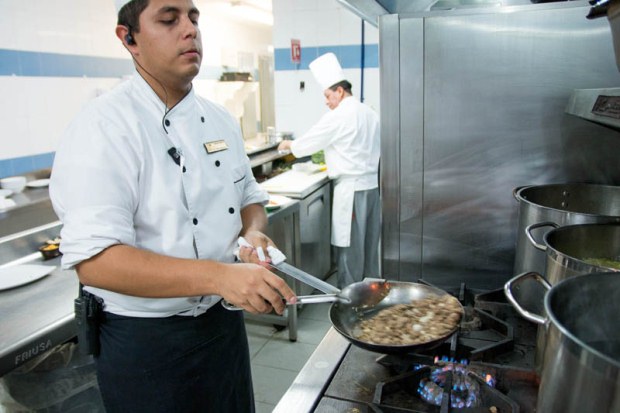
529, 222, 620, 283
508, 223, 620, 370
513, 183, 620, 276
508, 272, 620, 412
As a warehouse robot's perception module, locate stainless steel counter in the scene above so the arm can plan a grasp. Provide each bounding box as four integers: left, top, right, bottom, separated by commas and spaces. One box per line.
262, 171, 333, 292
0, 255, 78, 376
0, 187, 58, 238
273, 328, 350, 413
245, 140, 288, 168
261, 170, 330, 199
0, 163, 307, 374
0, 198, 302, 375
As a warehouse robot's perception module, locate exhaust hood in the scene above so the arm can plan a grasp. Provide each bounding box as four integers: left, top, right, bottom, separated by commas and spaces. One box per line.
564, 0, 620, 130
566, 88, 620, 131
337, 0, 482, 26
336, 0, 530, 26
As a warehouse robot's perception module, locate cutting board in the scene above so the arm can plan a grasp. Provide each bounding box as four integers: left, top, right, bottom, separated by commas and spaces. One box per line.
260, 170, 329, 198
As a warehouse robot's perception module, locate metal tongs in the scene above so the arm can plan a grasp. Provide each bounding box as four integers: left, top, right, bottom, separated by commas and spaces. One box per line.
222, 238, 350, 311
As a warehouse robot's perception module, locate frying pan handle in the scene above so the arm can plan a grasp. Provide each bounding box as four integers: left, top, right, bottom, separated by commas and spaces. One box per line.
525, 221, 559, 251
221, 295, 339, 311
504, 272, 551, 325
296, 294, 341, 304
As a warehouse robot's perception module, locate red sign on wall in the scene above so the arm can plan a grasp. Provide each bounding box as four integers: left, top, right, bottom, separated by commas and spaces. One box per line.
291, 39, 301, 64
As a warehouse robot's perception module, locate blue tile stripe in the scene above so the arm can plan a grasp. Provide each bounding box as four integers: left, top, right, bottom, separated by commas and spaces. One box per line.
0, 48, 227, 79
0, 49, 232, 177
1, 45, 377, 177
0, 49, 134, 77
0, 152, 55, 179
274, 44, 378, 71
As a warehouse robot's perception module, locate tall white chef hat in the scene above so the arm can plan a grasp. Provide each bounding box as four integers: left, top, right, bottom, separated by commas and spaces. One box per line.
309, 53, 347, 91
115, 0, 133, 12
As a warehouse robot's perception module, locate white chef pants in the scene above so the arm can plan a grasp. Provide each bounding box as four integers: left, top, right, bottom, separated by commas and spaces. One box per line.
336, 188, 381, 288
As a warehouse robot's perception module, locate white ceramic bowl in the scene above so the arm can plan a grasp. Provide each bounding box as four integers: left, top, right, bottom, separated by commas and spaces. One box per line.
0, 176, 27, 193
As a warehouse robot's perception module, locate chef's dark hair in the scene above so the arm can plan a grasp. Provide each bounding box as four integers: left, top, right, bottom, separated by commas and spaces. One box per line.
329, 80, 352, 95
117, 0, 149, 43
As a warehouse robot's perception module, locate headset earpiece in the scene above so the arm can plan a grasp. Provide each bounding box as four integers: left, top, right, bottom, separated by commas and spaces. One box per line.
125, 33, 135, 45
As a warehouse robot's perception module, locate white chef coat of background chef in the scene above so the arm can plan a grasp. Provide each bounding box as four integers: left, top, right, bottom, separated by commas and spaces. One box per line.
288, 53, 380, 247
50, 72, 268, 317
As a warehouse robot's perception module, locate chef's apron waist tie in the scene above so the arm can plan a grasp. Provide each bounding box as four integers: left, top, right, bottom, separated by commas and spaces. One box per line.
335, 173, 377, 191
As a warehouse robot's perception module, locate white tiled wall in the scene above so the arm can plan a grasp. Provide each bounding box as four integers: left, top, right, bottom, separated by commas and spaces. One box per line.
0, 0, 273, 177
272, 0, 379, 140
0, 0, 378, 175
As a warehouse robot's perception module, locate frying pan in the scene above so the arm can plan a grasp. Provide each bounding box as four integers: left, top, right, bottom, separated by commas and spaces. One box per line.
233, 238, 463, 354
326, 280, 464, 354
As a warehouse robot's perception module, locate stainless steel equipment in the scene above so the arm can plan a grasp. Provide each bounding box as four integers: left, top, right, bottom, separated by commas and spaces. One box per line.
275, 281, 540, 412
0, 222, 76, 376
261, 172, 332, 294
507, 272, 620, 413
329, 281, 463, 354
378, 1, 620, 289
531, 222, 620, 281
513, 183, 620, 276
508, 219, 620, 371
566, 0, 620, 130
336, 0, 533, 26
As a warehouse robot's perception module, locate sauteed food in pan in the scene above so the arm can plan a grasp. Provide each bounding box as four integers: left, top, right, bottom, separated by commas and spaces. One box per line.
355, 294, 463, 346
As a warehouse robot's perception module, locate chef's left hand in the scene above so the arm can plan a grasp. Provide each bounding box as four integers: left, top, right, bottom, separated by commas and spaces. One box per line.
277, 140, 292, 152
238, 230, 276, 267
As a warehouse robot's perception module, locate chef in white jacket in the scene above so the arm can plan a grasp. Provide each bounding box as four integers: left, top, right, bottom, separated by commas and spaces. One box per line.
278, 53, 381, 288
49, 0, 295, 411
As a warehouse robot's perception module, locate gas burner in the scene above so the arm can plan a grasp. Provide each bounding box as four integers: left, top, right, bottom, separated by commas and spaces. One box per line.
411, 280, 515, 362
374, 361, 519, 413
316, 280, 541, 412
418, 360, 496, 408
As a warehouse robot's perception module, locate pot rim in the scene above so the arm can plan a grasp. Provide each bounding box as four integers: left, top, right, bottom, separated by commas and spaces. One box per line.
544, 272, 620, 369
515, 183, 620, 218
542, 223, 620, 271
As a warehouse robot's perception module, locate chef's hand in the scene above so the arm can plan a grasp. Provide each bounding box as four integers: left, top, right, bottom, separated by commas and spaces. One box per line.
238, 230, 277, 268
218, 263, 296, 315
277, 140, 292, 152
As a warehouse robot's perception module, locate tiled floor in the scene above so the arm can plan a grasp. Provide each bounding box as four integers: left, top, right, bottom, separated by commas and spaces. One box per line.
247, 273, 337, 413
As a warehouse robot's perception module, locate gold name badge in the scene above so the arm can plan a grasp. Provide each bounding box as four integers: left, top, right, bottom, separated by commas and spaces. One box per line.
204, 140, 229, 154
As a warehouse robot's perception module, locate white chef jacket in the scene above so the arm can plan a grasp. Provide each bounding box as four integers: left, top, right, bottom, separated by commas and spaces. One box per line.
50, 72, 268, 317
290, 96, 380, 247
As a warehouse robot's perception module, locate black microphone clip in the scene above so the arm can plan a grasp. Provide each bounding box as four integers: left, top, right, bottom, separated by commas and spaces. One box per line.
167, 147, 186, 172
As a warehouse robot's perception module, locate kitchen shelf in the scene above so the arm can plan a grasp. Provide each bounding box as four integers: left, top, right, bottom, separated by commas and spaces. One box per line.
249, 147, 290, 169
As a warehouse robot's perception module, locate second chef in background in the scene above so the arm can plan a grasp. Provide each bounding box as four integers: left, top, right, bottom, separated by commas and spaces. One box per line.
278, 52, 381, 288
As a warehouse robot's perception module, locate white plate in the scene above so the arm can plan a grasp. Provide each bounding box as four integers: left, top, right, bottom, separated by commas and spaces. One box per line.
0, 189, 13, 198
0, 264, 56, 291
266, 194, 293, 211
26, 178, 50, 188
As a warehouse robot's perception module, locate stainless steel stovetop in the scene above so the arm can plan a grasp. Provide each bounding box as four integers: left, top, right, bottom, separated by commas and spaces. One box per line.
274, 282, 540, 413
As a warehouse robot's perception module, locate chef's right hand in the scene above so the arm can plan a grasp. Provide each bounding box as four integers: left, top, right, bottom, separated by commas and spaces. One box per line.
277, 140, 292, 153
218, 263, 296, 315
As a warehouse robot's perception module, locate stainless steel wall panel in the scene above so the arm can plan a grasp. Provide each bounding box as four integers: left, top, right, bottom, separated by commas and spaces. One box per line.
398, 18, 426, 282
380, 2, 620, 289
379, 14, 402, 279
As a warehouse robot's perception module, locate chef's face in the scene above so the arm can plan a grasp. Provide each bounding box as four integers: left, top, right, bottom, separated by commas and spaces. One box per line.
324, 86, 344, 110
130, 0, 202, 87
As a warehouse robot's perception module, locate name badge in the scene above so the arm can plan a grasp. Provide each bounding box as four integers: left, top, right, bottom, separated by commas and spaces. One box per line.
204, 140, 228, 154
